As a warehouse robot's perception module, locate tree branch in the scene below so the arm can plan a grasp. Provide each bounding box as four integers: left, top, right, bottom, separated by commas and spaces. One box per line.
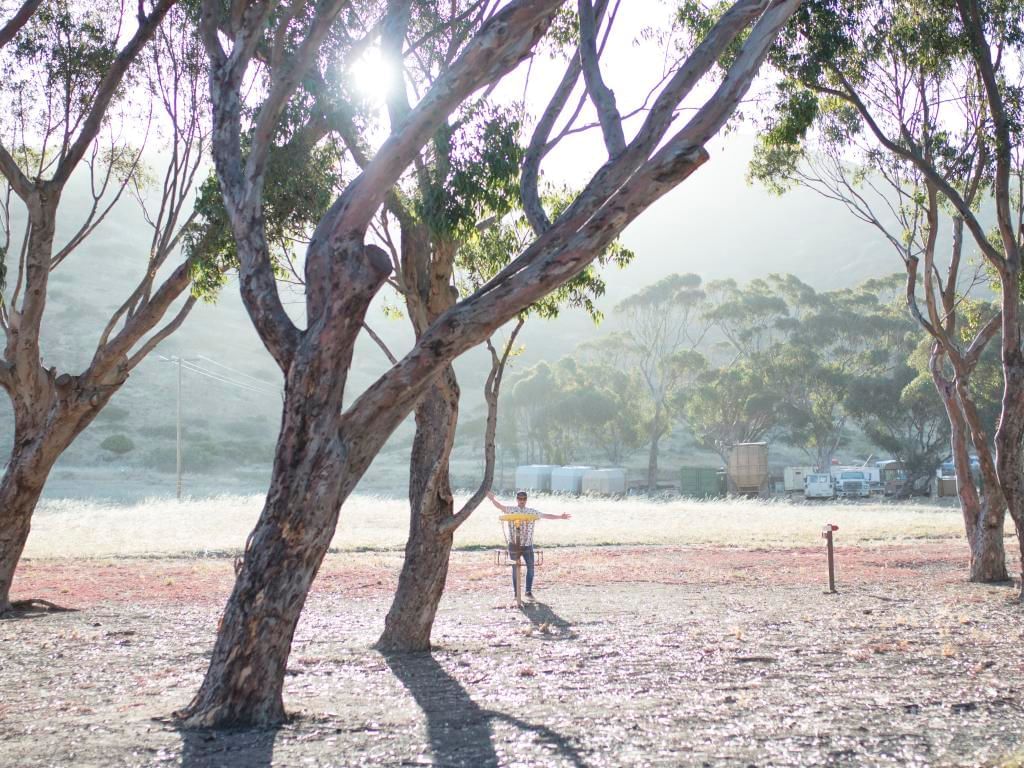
125, 295, 197, 370
577, 0, 624, 157
440, 316, 524, 535
319, 0, 563, 240
0, 0, 41, 49
51, 0, 176, 188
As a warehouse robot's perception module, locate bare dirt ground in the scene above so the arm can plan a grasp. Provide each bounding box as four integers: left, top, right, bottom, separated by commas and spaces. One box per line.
3, 542, 1024, 767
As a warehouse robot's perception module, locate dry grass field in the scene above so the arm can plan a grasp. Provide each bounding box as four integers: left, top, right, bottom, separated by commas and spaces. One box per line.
23, 493, 989, 559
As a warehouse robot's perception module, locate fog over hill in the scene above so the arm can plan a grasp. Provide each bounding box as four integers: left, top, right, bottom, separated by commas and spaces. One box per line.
0, 135, 919, 501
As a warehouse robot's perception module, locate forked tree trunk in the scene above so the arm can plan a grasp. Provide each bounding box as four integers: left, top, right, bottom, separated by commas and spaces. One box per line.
377, 369, 459, 652
178, 243, 392, 728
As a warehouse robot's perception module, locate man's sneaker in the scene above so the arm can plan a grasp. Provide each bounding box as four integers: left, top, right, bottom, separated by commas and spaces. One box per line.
525, 591, 534, 599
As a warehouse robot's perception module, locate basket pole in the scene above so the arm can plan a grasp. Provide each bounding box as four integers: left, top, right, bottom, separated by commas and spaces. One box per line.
514, 555, 523, 607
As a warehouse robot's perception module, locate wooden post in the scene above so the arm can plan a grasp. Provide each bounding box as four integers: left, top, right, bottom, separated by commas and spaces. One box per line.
822, 523, 838, 593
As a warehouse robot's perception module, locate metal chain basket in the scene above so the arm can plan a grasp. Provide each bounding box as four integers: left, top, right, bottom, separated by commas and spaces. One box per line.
494, 513, 544, 567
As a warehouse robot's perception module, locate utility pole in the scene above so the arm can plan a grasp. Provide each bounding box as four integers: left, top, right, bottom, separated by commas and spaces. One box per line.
176, 356, 182, 500
160, 355, 199, 500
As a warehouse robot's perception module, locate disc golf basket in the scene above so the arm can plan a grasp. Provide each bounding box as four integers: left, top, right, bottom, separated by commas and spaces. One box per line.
495, 513, 544, 607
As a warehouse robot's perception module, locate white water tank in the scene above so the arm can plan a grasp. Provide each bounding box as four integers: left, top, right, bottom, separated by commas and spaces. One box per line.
581, 468, 627, 495
550, 465, 594, 495
514, 464, 560, 492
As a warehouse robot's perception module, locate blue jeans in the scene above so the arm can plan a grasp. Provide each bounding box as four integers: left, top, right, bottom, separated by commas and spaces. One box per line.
509, 545, 535, 595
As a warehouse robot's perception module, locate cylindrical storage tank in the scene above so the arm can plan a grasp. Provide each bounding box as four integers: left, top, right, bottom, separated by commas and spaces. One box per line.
727, 443, 769, 494
550, 466, 594, 495
514, 465, 560, 493
581, 468, 627, 495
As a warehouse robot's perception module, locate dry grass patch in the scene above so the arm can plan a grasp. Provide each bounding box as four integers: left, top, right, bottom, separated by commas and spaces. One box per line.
21, 493, 996, 559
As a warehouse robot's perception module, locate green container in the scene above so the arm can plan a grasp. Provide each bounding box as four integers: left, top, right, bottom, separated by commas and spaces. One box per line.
680, 467, 724, 498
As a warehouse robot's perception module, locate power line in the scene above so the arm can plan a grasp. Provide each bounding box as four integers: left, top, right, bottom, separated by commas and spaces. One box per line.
195, 354, 280, 390
179, 360, 280, 396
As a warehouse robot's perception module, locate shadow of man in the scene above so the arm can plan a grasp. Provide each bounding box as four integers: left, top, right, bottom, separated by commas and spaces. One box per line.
522, 600, 577, 640
384, 651, 586, 768
177, 724, 278, 768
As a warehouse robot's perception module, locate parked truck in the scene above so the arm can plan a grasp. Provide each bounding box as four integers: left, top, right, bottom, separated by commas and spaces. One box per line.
803, 473, 836, 500
834, 470, 871, 498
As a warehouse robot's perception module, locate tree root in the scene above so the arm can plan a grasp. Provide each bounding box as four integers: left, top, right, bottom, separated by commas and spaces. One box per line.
0, 598, 77, 618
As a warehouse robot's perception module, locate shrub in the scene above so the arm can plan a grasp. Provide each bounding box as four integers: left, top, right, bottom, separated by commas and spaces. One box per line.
99, 434, 135, 455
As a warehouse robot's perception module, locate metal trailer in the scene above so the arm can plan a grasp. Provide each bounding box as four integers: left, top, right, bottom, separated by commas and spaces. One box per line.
804, 473, 836, 500
784, 466, 816, 493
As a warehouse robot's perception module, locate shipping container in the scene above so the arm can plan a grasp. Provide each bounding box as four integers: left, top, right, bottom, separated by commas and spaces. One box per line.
680, 467, 724, 498
514, 465, 560, 493
581, 468, 627, 495
550, 466, 594, 495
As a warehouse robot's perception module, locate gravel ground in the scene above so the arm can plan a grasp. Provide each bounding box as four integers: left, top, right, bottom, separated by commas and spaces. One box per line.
2, 544, 1024, 767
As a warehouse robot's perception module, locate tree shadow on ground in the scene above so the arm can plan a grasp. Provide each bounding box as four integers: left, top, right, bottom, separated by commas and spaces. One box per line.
522, 600, 577, 640
384, 651, 587, 768
0, 599, 76, 620
176, 725, 278, 768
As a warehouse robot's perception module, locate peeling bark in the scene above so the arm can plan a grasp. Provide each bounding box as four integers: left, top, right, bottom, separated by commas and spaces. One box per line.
931, 363, 1008, 583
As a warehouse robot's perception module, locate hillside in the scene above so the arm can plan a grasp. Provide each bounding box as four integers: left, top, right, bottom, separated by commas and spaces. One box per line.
0, 135, 913, 501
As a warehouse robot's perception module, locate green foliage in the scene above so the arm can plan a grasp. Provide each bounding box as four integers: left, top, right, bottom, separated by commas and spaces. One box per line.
692, 273, 918, 466
846, 361, 950, 487
675, 0, 755, 74
501, 356, 647, 465
1, 0, 125, 160
680, 361, 779, 460
99, 434, 135, 455
417, 104, 524, 243
185, 140, 344, 300
456, 191, 634, 325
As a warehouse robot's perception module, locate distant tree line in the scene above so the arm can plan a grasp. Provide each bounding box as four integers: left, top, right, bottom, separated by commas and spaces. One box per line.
496, 272, 968, 496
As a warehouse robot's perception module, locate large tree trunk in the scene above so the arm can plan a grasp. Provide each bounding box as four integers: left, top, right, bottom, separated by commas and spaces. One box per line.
178, 386, 352, 727
178, 242, 392, 728
1, 381, 109, 613
995, 361, 1024, 597
377, 369, 459, 652
0, 453, 49, 613
932, 364, 1008, 583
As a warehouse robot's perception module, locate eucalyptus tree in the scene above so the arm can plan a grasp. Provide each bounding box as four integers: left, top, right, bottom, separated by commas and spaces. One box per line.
612, 273, 710, 491
772, 283, 913, 468
680, 361, 778, 462
176, 0, 801, 727
320, 3, 634, 651
847, 357, 951, 496
734, 0, 1018, 581
0, 0, 217, 614
500, 354, 645, 464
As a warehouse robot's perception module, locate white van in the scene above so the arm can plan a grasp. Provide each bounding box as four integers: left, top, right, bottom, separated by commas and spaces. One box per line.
804, 473, 835, 500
